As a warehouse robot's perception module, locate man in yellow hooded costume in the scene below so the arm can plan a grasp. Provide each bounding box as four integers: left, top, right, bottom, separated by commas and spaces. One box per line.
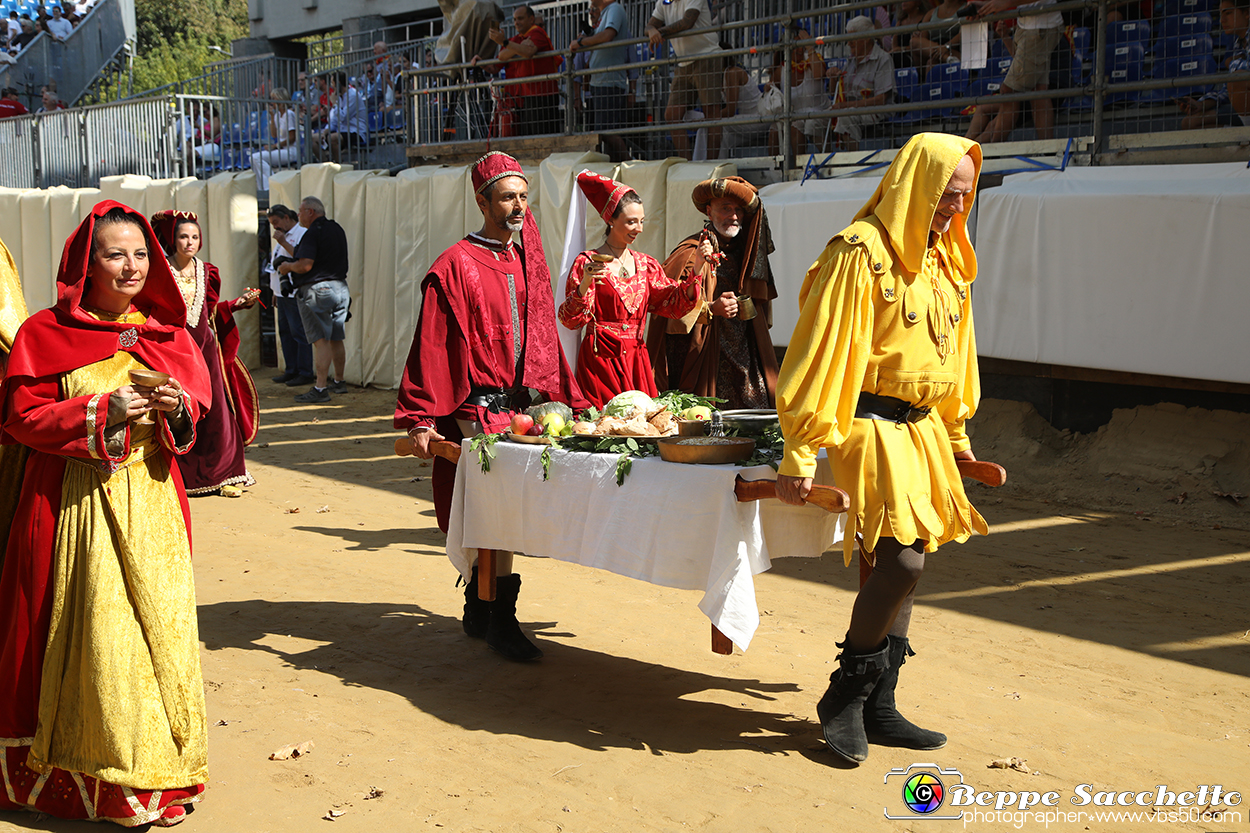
775, 133, 988, 764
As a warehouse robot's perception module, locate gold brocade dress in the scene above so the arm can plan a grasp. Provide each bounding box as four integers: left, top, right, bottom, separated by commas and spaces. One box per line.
29, 312, 208, 790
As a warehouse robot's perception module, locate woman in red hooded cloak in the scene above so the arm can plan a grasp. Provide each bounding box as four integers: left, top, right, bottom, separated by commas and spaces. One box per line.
0, 201, 212, 826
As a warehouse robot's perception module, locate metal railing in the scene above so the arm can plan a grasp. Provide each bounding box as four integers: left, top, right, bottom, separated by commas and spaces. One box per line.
404, 0, 1250, 171
0, 95, 176, 189
3, 0, 132, 109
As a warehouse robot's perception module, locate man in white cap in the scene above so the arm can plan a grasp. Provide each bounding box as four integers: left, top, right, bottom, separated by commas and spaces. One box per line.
827, 16, 895, 151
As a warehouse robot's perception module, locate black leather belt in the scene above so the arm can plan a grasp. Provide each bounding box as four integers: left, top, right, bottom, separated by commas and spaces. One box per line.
465, 386, 526, 414
855, 392, 932, 425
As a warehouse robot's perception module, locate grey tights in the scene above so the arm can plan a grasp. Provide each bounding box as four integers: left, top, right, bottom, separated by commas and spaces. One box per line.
845, 537, 926, 652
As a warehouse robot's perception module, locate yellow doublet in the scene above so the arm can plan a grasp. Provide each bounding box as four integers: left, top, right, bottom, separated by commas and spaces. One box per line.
31, 331, 208, 790
777, 133, 988, 565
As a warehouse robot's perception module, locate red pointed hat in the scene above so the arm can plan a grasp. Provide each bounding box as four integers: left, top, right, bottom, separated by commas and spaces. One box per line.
576, 170, 636, 224
472, 151, 528, 195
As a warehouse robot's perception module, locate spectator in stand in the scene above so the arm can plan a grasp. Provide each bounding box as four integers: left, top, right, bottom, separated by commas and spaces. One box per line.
911, 0, 963, 73
5, 12, 20, 50
36, 87, 65, 112
826, 16, 895, 151
488, 5, 561, 135
719, 51, 770, 158
250, 88, 298, 191
321, 71, 368, 162
362, 62, 386, 113
1179, 0, 1249, 129
194, 102, 223, 163
10, 15, 38, 53
570, 0, 630, 158
0, 87, 28, 118
646, 0, 723, 159
766, 25, 829, 156
964, 0, 1063, 143
888, 0, 931, 68
373, 40, 388, 66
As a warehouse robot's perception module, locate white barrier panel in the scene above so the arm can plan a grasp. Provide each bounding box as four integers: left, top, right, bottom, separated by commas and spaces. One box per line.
362, 176, 399, 388
975, 163, 1250, 385
333, 169, 385, 386
536, 151, 608, 286
0, 190, 27, 313
664, 161, 737, 258
47, 186, 89, 300
17, 190, 54, 316
758, 178, 880, 347
300, 163, 351, 219
98, 174, 155, 217
618, 158, 681, 263
206, 172, 261, 368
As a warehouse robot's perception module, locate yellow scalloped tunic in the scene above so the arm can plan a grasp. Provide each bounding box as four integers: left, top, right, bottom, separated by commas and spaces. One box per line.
777, 134, 988, 565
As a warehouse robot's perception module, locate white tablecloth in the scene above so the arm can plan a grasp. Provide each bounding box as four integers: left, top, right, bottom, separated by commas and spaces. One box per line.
446, 440, 845, 650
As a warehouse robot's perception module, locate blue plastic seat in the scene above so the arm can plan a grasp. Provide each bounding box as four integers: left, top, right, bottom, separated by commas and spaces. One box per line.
1159, 54, 1218, 97
1163, 0, 1214, 17
891, 66, 930, 122
1157, 33, 1213, 59
367, 111, 382, 132
1107, 19, 1152, 45
1105, 42, 1146, 103
927, 62, 970, 96
1162, 12, 1212, 38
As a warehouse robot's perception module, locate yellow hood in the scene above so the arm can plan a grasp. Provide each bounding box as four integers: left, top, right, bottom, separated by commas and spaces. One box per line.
852, 132, 982, 282
0, 236, 28, 355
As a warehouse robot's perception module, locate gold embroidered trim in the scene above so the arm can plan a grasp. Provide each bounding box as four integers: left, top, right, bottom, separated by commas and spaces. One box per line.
86, 393, 105, 459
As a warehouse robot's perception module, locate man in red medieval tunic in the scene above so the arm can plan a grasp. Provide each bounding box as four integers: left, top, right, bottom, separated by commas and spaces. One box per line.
394, 151, 586, 662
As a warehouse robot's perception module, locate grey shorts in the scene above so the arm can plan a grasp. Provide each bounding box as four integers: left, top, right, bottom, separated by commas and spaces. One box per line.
1003, 26, 1062, 92
296, 279, 349, 343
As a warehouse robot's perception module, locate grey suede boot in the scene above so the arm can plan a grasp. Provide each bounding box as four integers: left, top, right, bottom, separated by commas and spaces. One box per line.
486, 574, 543, 661
816, 639, 890, 763
461, 566, 490, 639
864, 635, 947, 750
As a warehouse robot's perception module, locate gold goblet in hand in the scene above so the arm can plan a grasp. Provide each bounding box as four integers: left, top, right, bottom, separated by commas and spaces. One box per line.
128, 369, 171, 425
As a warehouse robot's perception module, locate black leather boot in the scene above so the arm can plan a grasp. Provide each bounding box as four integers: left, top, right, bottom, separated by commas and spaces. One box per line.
486, 573, 543, 661
816, 639, 890, 763
864, 635, 947, 750
461, 566, 490, 639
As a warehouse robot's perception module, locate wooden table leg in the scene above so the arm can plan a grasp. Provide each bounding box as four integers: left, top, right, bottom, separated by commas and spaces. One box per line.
477, 549, 497, 601
711, 624, 733, 655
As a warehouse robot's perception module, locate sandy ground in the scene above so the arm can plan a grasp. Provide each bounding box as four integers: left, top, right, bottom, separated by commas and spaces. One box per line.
3, 385, 1249, 833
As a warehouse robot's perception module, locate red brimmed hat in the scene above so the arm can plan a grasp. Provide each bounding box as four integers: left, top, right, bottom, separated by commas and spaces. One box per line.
149, 209, 200, 258
576, 170, 636, 224
472, 151, 528, 195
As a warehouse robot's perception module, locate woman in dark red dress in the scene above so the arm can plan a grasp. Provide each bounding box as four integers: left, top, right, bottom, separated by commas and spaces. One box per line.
558, 171, 702, 408
150, 211, 260, 496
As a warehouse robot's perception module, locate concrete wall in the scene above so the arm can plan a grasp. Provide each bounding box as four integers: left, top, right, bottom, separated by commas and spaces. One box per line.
246, 0, 439, 44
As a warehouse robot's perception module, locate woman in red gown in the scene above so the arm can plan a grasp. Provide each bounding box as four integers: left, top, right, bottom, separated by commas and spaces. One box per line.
0, 201, 212, 826
150, 210, 260, 496
558, 171, 703, 408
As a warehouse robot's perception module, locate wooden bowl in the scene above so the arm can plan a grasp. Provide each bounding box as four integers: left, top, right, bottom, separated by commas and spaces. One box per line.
676, 419, 709, 437
505, 432, 555, 445
657, 436, 755, 465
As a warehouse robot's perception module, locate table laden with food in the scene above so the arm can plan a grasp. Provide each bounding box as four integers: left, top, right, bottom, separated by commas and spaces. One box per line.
402, 390, 851, 653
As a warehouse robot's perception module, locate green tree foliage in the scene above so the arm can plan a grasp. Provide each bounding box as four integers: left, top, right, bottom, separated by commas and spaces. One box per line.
130, 0, 248, 92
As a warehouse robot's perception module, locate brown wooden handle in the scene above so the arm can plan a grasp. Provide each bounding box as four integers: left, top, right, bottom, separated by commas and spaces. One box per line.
394, 436, 463, 465
957, 459, 1007, 487
733, 476, 850, 514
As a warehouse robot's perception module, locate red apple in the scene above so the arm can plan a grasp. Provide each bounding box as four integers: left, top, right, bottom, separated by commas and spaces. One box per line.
525, 424, 542, 436
510, 413, 534, 435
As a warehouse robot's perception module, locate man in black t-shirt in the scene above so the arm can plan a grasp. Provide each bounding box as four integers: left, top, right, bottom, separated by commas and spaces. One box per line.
277, 196, 350, 403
